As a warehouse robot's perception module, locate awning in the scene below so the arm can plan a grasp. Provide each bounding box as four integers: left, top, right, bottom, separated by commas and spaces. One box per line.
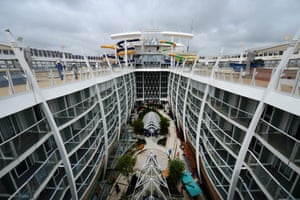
181, 171, 202, 197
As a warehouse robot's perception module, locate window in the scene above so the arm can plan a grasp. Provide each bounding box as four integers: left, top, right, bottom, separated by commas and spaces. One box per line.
53, 168, 63, 185
0, 117, 15, 140
278, 162, 293, 181
15, 159, 30, 177
253, 140, 262, 156
263, 105, 273, 122
274, 158, 293, 181
44, 137, 56, 155
34, 49, 38, 56
287, 116, 300, 139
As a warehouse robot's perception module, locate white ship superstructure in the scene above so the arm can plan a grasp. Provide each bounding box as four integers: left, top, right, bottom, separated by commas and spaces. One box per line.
0, 29, 299, 199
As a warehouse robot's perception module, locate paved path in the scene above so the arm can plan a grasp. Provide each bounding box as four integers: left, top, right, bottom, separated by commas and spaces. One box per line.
107, 109, 186, 200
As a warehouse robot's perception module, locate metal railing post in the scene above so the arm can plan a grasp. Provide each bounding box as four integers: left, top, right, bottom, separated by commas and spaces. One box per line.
6, 69, 15, 95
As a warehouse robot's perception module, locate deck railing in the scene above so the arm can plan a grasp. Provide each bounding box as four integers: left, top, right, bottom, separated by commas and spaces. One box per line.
190, 63, 300, 96
0, 66, 128, 98
1, 62, 299, 99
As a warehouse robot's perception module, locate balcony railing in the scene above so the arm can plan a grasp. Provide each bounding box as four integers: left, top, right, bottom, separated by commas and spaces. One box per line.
256, 119, 300, 167
246, 151, 295, 199
0, 66, 129, 98
191, 64, 300, 97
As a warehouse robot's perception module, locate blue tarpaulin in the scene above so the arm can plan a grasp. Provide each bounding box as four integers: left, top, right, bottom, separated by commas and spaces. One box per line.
230, 63, 246, 72
181, 171, 202, 197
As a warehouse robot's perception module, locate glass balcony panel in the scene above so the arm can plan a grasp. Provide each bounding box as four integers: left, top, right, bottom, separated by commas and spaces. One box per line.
246, 153, 294, 199
236, 179, 255, 200
257, 120, 299, 164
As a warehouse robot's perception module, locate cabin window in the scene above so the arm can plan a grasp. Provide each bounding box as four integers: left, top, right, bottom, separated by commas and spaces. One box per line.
15, 159, 31, 177
278, 162, 293, 181
263, 105, 273, 122
44, 137, 56, 155
253, 140, 262, 156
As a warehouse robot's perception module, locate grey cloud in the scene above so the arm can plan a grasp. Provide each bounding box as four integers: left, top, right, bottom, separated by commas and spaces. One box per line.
0, 0, 299, 56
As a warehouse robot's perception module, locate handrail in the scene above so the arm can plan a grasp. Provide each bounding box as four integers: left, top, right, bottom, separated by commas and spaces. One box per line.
200, 135, 256, 200
64, 108, 101, 146
259, 119, 300, 144
9, 150, 60, 199
49, 174, 69, 200
205, 112, 244, 146
57, 101, 98, 131
209, 95, 255, 119
51, 94, 96, 117
199, 148, 229, 198
67, 118, 103, 157
0, 118, 48, 146
203, 112, 243, 157
0, 67, 112, 98
205, 99, 248, 132
245, 151, 295, 199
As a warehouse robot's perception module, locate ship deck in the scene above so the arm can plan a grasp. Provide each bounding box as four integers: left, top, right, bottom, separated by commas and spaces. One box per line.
0, 66, 299, 98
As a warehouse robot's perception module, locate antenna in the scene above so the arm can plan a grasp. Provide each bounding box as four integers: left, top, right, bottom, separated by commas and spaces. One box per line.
190, 19, 194, 34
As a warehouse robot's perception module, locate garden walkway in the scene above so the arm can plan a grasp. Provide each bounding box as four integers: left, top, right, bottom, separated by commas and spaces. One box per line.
107, 109, 189, 200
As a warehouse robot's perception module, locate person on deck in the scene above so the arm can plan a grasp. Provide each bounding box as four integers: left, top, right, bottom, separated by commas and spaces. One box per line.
55, 60, 64, 80
71, 63, 79, 80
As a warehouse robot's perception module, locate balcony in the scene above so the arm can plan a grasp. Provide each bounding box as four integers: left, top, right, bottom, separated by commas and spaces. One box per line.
0, 119, 49, 170
256, 119, 300, 167
245, 152, 295, 199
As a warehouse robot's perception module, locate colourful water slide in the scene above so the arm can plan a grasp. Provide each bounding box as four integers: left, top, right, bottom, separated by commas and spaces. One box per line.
159, 40, 176, 47
106, 54, 116, 58
100, 44, 117, 49
100, 45, 118, 63
169, 53, 198, 62
101, 39, 140, 63
117, 48, 135, 56
116, 38, 140, 48
116, 38, 140, 56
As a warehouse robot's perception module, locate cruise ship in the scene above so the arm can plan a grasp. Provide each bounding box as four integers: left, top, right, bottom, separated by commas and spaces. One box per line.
0, 29, 300, 200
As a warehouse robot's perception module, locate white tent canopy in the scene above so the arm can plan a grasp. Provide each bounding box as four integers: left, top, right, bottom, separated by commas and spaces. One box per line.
143, 111, 160, 135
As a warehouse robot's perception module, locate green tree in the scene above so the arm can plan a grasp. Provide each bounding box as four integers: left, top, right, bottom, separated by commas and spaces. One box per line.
132, 119, 144, 135
167, 159, 185, 186
160, 117, 170, 135
116, 154, 137, 182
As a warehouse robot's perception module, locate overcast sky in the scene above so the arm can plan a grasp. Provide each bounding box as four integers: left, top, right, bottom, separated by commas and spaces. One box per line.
0, 0, 299, 56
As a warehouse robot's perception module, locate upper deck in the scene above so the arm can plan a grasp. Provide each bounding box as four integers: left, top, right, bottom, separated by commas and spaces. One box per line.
1, 30, 300, 117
